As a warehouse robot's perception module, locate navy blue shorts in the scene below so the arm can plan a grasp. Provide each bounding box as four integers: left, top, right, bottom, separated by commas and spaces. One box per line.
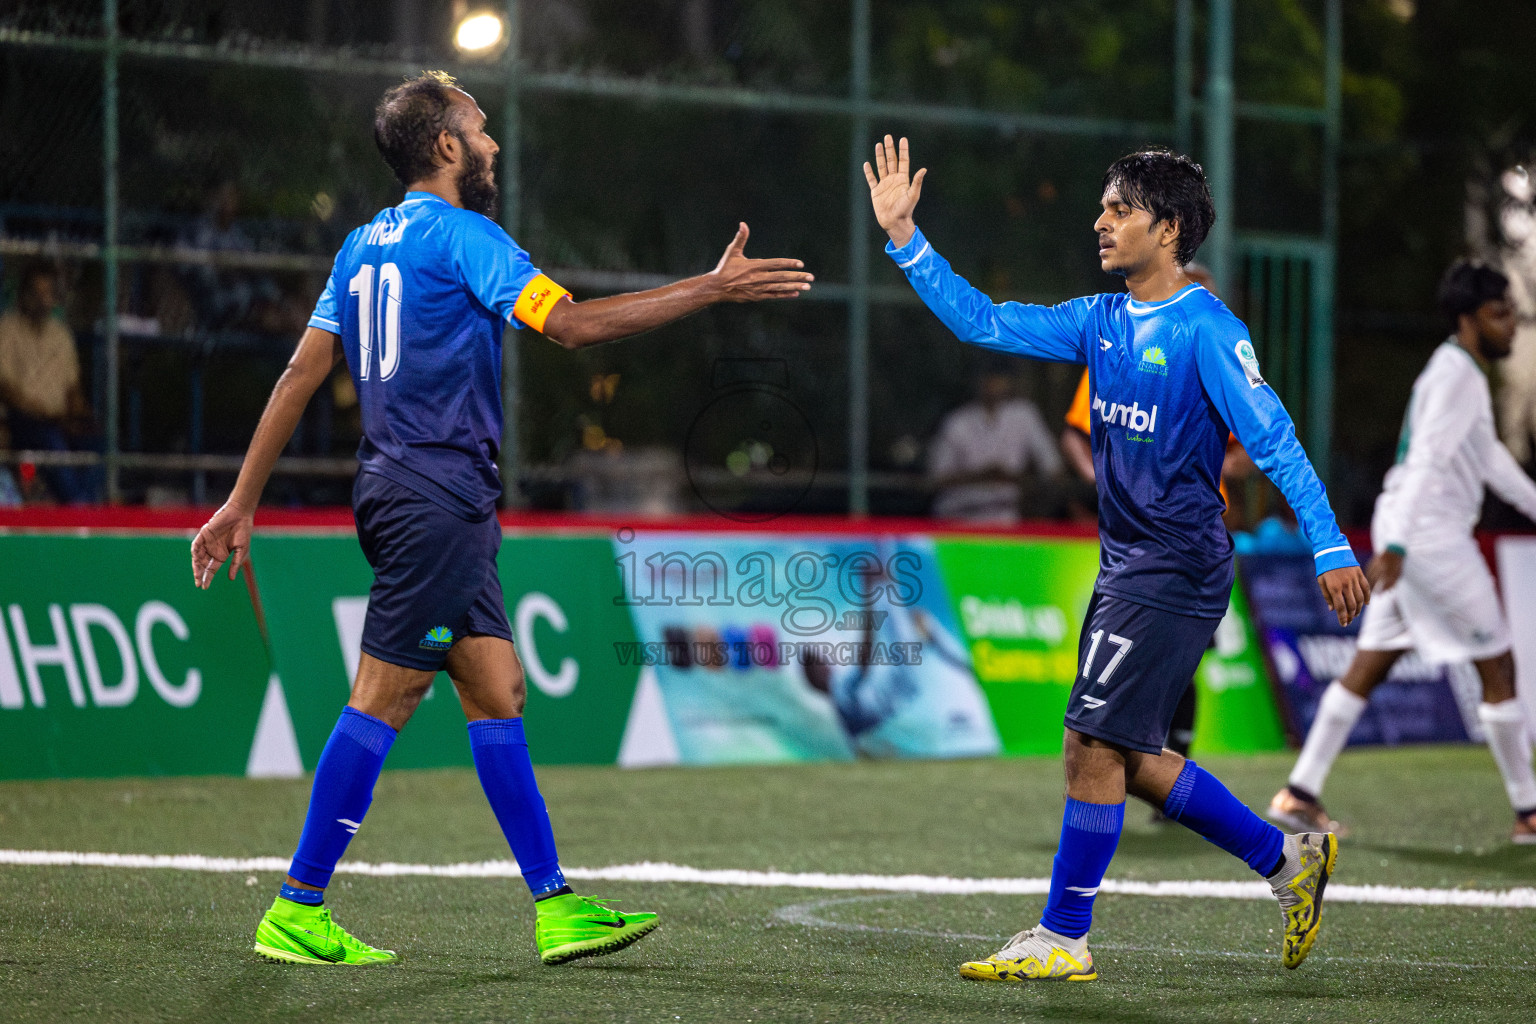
1063, 592, 1221, 754
353, 470, 512, 672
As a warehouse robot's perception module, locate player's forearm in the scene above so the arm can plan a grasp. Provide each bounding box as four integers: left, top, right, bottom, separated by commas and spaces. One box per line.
1226, 405, 1350, 566
884, 218, 917, 248
225, 372, 325, 511
889, 229, 1084, 363
542, 277, 724, 350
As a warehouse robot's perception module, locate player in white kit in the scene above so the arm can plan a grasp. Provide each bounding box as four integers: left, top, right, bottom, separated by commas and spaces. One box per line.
1270, 261, 1536, 844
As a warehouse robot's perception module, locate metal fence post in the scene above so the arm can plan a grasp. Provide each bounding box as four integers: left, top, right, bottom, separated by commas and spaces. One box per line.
102, 0, 121, 502
1314, 0, 1341, 483
1309, 248, 1334, 484
1174, 0, 1194, 154
499, 0, 524, 506
846, 0, 871, 517
1203, 0, 1233, 294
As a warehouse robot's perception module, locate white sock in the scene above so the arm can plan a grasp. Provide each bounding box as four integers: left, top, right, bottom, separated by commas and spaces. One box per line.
1288, 681, 1368, 798
1036, 925, 1089, 953
1478, 700, 1536, 812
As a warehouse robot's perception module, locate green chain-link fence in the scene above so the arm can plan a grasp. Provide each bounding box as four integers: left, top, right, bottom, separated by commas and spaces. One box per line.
0, 0, 1340, 515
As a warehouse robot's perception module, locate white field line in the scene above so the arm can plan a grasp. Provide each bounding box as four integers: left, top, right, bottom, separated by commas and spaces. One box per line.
2, 849, 1535, 909
771, 895, 1512, 970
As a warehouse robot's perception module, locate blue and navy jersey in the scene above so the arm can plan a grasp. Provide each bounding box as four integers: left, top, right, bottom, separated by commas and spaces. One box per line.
309, 191, 569, 520
888, 227, 1356, 617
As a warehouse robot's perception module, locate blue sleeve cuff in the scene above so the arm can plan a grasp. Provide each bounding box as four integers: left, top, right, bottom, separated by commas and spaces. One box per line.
1313, 544, 1359, 575
884, 227, 930, 267
307, 314, 340, 333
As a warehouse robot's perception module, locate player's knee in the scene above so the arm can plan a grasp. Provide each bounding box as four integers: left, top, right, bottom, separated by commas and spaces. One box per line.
506, 669, 528, 716
1062, 730, 1122, 785
1478, 650, 1517, 703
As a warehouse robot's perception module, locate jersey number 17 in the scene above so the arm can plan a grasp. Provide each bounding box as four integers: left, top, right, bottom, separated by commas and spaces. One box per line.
349, 262, 403, 382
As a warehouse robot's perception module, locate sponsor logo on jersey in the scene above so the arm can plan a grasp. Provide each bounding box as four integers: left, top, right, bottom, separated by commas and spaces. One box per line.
1235, 340, 1266, 388
1138, 346, 1168, 374
418, 625, 454, 650
1091, 395, 1159, 436
1099, 338, 1113, 351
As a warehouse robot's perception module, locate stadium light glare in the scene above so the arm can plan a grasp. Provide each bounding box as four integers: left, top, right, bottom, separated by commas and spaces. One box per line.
455, 11, 505, 53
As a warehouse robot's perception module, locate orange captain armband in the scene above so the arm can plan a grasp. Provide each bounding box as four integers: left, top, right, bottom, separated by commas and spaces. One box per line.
512, 273, 571, 332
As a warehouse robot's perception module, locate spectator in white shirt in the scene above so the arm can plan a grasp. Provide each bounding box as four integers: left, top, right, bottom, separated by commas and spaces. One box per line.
928, 370, 1062, 523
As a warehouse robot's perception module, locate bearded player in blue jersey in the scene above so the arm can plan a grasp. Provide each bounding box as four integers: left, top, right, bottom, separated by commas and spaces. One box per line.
190, 72, 813, 968
866, 137, 1370, 981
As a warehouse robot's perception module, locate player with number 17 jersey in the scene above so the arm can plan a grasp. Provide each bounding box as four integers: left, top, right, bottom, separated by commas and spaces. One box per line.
866, 137, 1368, 982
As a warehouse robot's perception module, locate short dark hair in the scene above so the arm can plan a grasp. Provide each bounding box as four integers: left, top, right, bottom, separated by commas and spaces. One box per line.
1437, 259, 1509, 330
374, 70, 464, 187
1101, 149, 1215, 266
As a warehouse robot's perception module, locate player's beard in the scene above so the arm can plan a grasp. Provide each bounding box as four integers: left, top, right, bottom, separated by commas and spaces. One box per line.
456, 144, 499, 219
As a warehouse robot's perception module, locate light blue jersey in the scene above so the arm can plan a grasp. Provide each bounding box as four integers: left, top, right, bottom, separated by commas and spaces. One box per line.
889, 227, 1356, 616
310, 191, 565, 519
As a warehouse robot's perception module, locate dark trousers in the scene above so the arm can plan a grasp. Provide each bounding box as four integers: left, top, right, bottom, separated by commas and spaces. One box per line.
9, 412, 102, 504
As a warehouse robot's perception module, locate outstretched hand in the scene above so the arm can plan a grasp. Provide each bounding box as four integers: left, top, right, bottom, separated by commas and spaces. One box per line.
1318, 565, 1371, 628
709, 223, 814, 302
863, 135, 927, 247
191, 502, 254, 590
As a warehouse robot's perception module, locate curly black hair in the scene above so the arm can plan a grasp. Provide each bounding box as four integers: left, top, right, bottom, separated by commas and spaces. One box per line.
373, 70, 464, 188
1100, 149, 1214, 266
1437, 259, 1509, 331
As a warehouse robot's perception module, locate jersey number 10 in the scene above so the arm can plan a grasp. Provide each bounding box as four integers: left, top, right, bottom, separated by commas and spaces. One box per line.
349, 262, 403, 382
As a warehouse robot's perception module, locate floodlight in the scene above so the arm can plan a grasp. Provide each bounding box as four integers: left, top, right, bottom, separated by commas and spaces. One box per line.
455, 11, 505, 53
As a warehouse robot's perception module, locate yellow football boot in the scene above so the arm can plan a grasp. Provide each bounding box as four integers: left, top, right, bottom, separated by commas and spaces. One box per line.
958, 925, 1096, 982
1269, 831, 1338, 969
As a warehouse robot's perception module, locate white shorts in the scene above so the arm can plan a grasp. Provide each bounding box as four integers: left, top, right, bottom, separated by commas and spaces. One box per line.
1355, 538, 1511, 664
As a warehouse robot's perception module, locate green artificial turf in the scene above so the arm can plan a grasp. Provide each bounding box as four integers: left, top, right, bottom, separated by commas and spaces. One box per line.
1, 747, 1533, 1022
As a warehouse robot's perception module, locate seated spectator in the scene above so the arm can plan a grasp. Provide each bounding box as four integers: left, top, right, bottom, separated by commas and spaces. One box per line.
929, 369, 1062, 523
180, 181, 301, 333
0, 264, 101, 503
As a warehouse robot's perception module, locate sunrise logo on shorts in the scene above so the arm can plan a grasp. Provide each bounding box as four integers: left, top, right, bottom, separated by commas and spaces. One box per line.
419, 625, 454, 650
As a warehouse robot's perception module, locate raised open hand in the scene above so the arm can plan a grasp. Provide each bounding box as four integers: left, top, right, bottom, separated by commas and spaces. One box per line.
863, 135, 927, 247
709, 223, 815, 302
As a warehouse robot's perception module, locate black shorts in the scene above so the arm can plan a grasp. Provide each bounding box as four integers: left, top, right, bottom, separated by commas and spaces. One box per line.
353, 470, 513, 672
1063, 591, 1221, 754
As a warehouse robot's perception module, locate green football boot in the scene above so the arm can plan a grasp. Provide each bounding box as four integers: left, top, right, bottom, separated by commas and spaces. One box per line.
253, 897, 399, 966
535, 893, 659, 965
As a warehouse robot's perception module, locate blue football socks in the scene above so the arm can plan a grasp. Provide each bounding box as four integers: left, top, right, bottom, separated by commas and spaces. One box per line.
1164, 759, 1285, 876
279, 882, 325, 906
467, 718, 567, 897
286, 706, 397, 890
1039, 798, 1125, 939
